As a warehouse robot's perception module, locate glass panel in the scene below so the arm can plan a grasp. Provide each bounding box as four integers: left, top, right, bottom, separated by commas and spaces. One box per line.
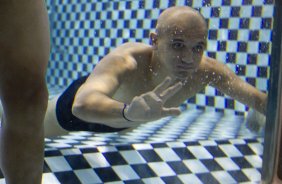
40, 0, 275, 183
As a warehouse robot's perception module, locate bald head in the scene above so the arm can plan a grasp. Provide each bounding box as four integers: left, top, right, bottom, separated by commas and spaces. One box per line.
156, 6, 207, 38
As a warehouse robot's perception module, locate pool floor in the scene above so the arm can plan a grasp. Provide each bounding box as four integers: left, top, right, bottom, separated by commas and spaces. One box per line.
0, 102, 264, 183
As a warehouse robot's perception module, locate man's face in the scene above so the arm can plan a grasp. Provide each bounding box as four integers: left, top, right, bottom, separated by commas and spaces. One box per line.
153, 20, 207, 80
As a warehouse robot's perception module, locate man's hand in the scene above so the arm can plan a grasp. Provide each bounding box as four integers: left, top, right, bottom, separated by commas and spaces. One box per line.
246, 108, 266, 133
124, 77, 183, 122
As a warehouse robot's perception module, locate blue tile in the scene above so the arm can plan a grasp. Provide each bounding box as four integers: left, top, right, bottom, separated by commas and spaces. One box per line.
55, 171, 81, 184
131, 164, 157, 178
94, 167, 121, 182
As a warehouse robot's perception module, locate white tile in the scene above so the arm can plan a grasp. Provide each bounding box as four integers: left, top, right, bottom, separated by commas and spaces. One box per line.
112, 165, 140, 180
178, 174, 203, 184
154, 148, 181, 162
248, 143, 264, 155
142, 177, 165, 184
211, 171, 237, 184
120, 150, 146, 164
219, 145, 243, 157
75, 169, 102, 184
242, 168, 262, 182
183, 160, 209, 174
42, 173, 61, 184
148, 162, 175, 177
45, 156, 72, 172
83, 153, 110, 168
97, 146, 118, 153
215, 158, 240, 171
132, 143, 153, 150
245, 155, 262, 168
60, 149, 82, 155
188, 146, 213, 159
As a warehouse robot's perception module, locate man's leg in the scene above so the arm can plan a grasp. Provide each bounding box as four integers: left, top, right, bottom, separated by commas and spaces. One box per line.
0, 1, 50, 183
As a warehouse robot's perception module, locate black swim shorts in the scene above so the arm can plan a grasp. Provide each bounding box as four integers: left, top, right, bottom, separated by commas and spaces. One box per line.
56, 75, 126, 133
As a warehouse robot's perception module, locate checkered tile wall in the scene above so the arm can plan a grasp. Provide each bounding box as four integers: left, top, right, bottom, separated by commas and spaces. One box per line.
46, 0, 273, 114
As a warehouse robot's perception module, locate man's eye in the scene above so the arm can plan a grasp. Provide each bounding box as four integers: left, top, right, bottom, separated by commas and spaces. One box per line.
193, 45, 203, 52
172, 42, 184, 49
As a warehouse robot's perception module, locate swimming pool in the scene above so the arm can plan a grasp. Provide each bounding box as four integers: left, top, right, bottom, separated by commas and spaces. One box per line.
5, 0, 272, 183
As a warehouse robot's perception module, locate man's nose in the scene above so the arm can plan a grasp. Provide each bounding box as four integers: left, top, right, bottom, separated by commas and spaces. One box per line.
181, 55, 193, 64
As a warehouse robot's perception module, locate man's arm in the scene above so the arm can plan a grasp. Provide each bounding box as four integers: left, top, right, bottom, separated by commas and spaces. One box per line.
72, 53, 137, 128
72, 51, 182, 128
204, 56, 267, 115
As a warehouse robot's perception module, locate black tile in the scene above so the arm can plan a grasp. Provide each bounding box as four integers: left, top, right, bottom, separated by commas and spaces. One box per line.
131, 164, 157, 178
217, 41, 226, 51
161, 176, 183, 184
234, 145, 255, 155
242, 0, 253, 5
219, 19, 229, 28
240, 18, 250, 29
94, 167, 120, 182
225, 99, 235, 109
197, 172, 220, 184
167, 161, 191, 174
202, 0, 211, 6
222, 0, 231, 5
261, 18, 272, 29
237, 42, 247, 52
235, 65, 246, 76
206, 96, 215, 106
252, 6, 262, 17
207, 52, 216, 59
226, 52, 236, 63
264, 0, 274, 4
231, 157, 253, 168
228, 30, 238, 40
247, 54, 257, 64
103, 152, 128, 165
153, 0, 160, 8
45, 150, 62, 157
125, 180, 144, 184
80, 147, 99, 154
208, 30, 218, 40
55, 171, 81, 184
204, 146, 227, 157
259, 42, 270, 53
246, 77, 256, 86
249, 30, 260, 41
116, 145, 134, 151
173, 148, 196, 160
231, 7, 240, 17
151, 143, 168, 148
184, 141, 201, 146
65, 155, 91, 170
211, 7, 220, 17
201, 159, 223, 171
215, 89, 224, 96
244, 138, 259, 143
228, 170, 250, 182
257, 66, 268, 77
138, 150, 163, 162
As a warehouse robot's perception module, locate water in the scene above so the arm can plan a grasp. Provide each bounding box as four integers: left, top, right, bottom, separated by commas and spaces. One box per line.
40, 0, 273, 183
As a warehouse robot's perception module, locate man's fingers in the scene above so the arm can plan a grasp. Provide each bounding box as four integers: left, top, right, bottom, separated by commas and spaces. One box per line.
162, 107, 181, 117
160, 82, 182, 102
153, 77, 172, 95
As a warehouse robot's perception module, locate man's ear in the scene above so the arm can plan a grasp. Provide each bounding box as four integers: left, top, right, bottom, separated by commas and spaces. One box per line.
149, 32, 158, 49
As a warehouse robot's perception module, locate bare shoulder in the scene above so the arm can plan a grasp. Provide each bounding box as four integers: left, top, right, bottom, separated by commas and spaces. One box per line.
111, 42, 152, 56
106, 42, 152, 67
198, 56, 226, 74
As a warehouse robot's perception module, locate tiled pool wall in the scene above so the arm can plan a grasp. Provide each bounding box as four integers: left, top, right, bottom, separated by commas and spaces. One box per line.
45, 0, 273, 114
